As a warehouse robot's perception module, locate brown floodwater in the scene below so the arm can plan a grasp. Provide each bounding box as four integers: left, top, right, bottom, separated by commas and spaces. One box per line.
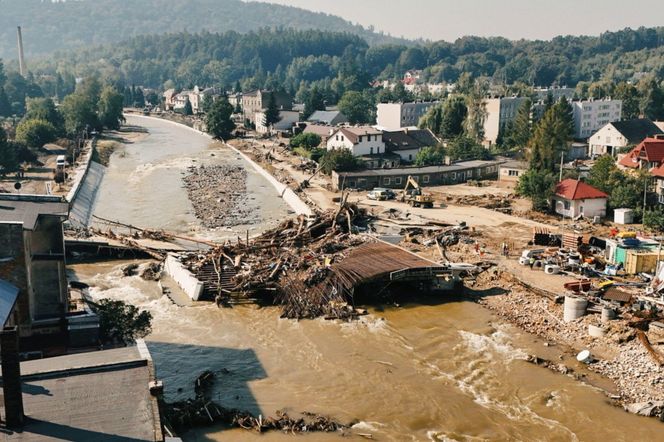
74, 117, 664, 441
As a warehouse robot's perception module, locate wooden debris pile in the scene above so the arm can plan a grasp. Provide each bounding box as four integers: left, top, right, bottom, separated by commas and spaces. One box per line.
177, 196, 373, 318
162, 371, 350, 436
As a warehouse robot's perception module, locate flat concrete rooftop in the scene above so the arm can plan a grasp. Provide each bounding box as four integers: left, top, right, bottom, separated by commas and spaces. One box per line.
0, 345, 161, 441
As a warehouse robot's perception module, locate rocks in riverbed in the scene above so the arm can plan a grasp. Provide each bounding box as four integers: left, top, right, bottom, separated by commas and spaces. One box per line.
183, 165, 259, 228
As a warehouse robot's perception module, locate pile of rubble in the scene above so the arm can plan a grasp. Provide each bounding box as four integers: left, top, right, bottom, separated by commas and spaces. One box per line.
445, 194, 513, 213
162, 371, 350, 436
177, 195, 373, 319
182, 164, 258, 228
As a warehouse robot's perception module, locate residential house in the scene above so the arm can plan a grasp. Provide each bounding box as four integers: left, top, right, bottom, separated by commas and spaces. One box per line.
376, 102, 438, 131
331, 159, 504, 191
403, 70, 423, 85
650, 163, 664, 204
552, 179, 608, 219
163, 88, 177, 111
498, 160, 528, 182
242, 90, 292, 125
383, 128, 440, 163
588, 119, 663, 157
618, 136, 664, 172
483, 97, 529, 147
0, 194, 69, 339
326, 126, 385, 156
306, 110, 348, 126
572, 98, 622, 139
173, 91, 191, 112
255, 110, 300, 134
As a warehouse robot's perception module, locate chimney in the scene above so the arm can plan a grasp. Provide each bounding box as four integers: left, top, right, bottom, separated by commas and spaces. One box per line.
1, 326, 24, 428
16, 27, 27, 77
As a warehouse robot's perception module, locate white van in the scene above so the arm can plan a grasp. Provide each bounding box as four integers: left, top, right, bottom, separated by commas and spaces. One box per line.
55, 155, 67, 168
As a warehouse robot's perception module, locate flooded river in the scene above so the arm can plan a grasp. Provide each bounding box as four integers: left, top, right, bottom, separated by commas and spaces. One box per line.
73, 117, 664, 441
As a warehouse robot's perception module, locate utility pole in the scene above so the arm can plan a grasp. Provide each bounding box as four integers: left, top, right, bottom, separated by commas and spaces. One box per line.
559, 150, 564, 182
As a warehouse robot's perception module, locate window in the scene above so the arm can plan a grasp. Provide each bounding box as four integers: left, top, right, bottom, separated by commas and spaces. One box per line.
370, 147, 374, 154
408, 154, 413, 161
335, 135, 339, 141
377, 147, 380, 154
467, 170, 472, 178
508, 170, 519, 176
451, 172, 456, 180
359, 136, 363, 142
564, 201, 571, 210
384, 177, 391, 185
395, 177, 402, 185
422, 175, 430, 183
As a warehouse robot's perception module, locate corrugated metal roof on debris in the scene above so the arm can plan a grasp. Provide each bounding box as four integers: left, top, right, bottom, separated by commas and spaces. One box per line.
603, 287, 633, 303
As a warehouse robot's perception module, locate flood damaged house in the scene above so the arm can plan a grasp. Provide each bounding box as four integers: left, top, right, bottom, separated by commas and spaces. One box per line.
0, 194, 71, 344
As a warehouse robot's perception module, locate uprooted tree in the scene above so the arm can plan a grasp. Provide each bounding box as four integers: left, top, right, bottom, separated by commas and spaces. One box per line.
91, 298, 152, 344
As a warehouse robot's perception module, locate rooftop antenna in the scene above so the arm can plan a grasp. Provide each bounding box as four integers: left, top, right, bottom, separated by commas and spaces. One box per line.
17, 26, 27, 77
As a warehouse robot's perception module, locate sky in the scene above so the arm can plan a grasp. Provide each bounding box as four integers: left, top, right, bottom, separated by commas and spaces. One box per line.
253, 0, 664, 41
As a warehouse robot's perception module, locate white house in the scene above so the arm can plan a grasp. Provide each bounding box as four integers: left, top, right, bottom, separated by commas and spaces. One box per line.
498, 160, 528, 182
255, 110, 300, 134
326, 126, 385, 156
572, 99, 622, 139
376, 102, 437, 131
552, 179, 608, 219
382, 128, 439, 163
588, 119, 664, 157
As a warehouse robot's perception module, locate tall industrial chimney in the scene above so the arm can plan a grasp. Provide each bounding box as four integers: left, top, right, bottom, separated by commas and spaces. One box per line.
17, 26, 27, 77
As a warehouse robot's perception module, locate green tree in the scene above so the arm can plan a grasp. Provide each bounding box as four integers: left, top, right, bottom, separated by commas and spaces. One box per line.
319, 149, 364, 174
303, 86, 325, 119
440, 96, 467, 139
264, 92, 280, 125
504, 98, 531, 149
0, 127, 18, 175
419, 103, 443, 134
614, 82, 640, 119
205, 97, 235, 140
98, 86, 125, 130
92, 298, 152, 345
25, 97, 64, 133
528, 104, 571, 172
643, 206, 664, 232
133, 87, 145, 107
60, 92, 99, 135
15, 119, 57, 148
637, 76, 664, 120
0, 87, 11, 117
414, 146, 445, 166
338, 90, 373, 124
587, 155, 618, 194
201, 94, 214, 113
183, 99, 193, 116
447, 136, 491, 161
463, 79, 488, 142
516, 168, 556, 212
290, 132, 321, 149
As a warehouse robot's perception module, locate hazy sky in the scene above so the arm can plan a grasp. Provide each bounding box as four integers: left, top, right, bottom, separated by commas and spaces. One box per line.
253, 0, 664, 41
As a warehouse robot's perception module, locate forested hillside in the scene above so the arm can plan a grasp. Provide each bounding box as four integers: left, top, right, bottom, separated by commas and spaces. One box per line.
0, 0, 406, 59
28, 26, 664, 92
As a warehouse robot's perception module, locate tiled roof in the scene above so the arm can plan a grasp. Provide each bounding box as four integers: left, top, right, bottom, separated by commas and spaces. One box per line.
331, 126, 382, 144
555, 179, 608, 200
383, 129, 439, 152
609, 119, 663, 144
618, 137, 664, 168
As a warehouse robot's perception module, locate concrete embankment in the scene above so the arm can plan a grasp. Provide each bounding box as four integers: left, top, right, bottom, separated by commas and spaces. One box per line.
66, 139, 102, 228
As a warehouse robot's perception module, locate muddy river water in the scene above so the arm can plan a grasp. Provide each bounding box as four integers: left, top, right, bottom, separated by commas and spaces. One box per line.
71, 116, 664, 441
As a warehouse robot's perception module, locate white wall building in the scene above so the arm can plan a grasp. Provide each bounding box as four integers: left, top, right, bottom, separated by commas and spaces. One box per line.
588, 119, 664, 157
376, 102, 437, 131
483, 97, 529, 147
255, 110, 300, 134
572, 99, 622, 139
326, 127, 385, 156
553, 179, 608, 219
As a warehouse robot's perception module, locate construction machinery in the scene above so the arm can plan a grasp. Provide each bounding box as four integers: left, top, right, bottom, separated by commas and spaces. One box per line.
400, 176, 434, 208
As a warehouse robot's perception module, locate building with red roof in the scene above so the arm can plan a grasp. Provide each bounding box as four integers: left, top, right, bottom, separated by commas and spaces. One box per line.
618, 136, 664, 172
553, 179, 608, 219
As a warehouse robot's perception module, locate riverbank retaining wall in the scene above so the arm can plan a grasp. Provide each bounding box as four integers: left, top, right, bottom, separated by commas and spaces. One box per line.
164, 254, 204, 301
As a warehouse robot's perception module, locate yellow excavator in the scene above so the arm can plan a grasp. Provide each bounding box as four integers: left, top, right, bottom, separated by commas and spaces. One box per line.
400, 176, 434, 208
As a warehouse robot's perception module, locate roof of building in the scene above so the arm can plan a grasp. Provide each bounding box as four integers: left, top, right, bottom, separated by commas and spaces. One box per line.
383, 129, 439, 152
307, 110, 347, 125
618, 137, 664, 169
555, 179, 608, 200
331, 126, 382, 144
0, 279, 18, 327
0, 194, 69, 230
608, 119, 663, 144
336, 159, 505, 178
303, 124, 334, 138
0, 344, 160, 441
499, 160, 528, 170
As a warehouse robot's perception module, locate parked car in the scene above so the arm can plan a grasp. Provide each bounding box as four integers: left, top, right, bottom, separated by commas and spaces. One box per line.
367, 189, 388, 201
371, 187, 396, 200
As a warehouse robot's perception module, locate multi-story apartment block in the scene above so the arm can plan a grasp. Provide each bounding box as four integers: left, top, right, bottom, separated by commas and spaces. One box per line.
483, 97, 529, 147
376, 102, 438, 131
572, 99, 622, 139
